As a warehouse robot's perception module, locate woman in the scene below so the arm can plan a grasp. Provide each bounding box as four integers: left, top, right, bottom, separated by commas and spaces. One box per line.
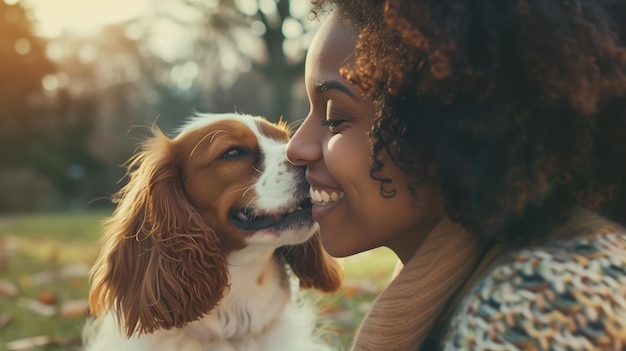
286, 0, 626, 350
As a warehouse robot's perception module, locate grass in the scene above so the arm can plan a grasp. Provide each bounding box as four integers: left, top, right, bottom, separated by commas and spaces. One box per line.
0, 211, 397, 351
0, 211, 108, 350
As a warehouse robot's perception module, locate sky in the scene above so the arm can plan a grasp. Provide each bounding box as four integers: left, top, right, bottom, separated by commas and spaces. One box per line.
24, 0, 151, 37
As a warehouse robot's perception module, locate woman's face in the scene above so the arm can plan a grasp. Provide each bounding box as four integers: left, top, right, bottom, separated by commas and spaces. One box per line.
286, 11, 446, 263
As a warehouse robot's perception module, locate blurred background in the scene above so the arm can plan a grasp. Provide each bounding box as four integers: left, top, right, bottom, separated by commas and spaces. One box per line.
1, 0, 316, 213
0, 1, 398, 350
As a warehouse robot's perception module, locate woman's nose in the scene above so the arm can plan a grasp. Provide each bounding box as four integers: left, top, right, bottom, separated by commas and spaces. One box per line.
286, 116, 322, 166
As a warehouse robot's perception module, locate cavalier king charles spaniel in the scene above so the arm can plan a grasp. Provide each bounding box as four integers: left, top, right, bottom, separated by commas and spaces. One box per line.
83, 113, 342, 351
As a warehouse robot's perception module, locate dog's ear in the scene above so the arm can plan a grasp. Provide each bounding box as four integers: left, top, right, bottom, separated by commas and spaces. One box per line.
278, 232, 343, 293
89, 127, 229, 337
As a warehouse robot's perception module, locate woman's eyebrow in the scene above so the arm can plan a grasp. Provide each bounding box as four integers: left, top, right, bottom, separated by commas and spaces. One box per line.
315, 80, 360, 101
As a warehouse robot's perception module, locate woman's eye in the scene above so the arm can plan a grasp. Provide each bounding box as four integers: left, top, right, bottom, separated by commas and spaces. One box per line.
322, 101, 348, 134
321, 119, 344, 133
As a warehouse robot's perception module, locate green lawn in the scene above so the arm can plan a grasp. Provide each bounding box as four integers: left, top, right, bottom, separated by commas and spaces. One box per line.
0, 211, 397, 351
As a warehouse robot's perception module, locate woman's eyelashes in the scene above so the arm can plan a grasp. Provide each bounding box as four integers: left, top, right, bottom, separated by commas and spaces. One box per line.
322, 100, 351, 134
321, 119, 344, 134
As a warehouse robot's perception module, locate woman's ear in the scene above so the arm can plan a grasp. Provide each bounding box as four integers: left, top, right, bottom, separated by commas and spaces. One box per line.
88, 128, 230, 337
277, 232, 343, 293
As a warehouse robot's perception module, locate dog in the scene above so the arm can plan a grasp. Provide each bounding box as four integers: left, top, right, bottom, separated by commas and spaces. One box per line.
83, 113, 343, 351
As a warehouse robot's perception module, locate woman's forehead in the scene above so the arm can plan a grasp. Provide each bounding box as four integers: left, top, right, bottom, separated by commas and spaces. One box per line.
305, 12, 357, 84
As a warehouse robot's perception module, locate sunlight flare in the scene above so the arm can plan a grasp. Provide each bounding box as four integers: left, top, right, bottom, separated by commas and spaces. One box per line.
29, 0, 151, 37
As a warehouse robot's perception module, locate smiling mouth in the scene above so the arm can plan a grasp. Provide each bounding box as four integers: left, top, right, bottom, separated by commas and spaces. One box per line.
229, 199, 313, 231
310, 188, 344, 206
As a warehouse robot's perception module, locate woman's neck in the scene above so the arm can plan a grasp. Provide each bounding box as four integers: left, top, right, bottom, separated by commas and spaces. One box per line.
389, 215, 449, 264
352, 217, 483, 350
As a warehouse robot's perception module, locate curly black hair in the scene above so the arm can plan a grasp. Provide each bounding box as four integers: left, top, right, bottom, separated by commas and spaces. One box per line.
311, 0, 626, 243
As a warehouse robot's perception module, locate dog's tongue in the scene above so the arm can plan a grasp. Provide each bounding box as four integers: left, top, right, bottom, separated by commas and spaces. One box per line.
230, 209, 282, 231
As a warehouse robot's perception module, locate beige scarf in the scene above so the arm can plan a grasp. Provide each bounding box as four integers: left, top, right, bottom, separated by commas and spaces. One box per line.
350, 218, 484, 351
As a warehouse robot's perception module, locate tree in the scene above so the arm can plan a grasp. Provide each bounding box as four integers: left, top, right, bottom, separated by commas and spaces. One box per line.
0, 1, 111, 212
0, 0, 319, 212
146, 0, 317, 120
0, 0, 55, 164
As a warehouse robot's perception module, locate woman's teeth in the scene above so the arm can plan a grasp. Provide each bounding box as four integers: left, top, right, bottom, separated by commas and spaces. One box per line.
310, 188, 344, 206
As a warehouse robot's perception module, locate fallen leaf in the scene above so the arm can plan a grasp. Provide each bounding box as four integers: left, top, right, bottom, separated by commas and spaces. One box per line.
0, 313, 11, 328
60, 299, 89, 319
70, 277, 84, 289
0, 280, 18, 298
20, 263, 91, 286
17, 298, 56, 317
37, 291, 58, 305
6, 335, 53, 351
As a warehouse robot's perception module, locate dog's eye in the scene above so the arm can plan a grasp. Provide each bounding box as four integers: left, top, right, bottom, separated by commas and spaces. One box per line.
221, 148, 244, 158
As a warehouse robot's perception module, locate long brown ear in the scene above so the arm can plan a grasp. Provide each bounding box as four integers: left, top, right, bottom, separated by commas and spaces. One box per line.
277, 232, 343, 293
89, 127, 229, 337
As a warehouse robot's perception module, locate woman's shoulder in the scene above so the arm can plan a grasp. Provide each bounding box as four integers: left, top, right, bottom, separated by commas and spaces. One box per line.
441, 216, 626, 350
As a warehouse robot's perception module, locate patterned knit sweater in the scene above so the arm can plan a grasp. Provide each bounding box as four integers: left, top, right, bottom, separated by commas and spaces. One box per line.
439, 210, 626, 350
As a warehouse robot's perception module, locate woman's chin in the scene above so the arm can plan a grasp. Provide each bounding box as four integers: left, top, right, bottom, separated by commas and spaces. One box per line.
318, 233, 368, 258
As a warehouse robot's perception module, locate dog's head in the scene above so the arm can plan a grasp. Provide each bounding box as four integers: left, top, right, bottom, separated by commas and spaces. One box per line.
89, 113, 342, 337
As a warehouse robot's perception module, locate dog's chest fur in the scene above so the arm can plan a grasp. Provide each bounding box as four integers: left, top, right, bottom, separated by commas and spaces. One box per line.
85, 250, 321, 351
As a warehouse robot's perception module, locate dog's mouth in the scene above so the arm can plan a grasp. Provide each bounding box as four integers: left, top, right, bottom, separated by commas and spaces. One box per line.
229, 199, 313, 232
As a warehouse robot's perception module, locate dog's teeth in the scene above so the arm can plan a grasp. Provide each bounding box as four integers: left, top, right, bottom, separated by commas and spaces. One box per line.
237, 212, 250, 221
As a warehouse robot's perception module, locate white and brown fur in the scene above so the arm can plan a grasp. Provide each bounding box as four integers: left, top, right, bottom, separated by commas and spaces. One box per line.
84, 113, 342, 351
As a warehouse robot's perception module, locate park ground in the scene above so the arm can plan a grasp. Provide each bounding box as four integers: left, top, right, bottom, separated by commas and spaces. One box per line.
0, 211, 397, 351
